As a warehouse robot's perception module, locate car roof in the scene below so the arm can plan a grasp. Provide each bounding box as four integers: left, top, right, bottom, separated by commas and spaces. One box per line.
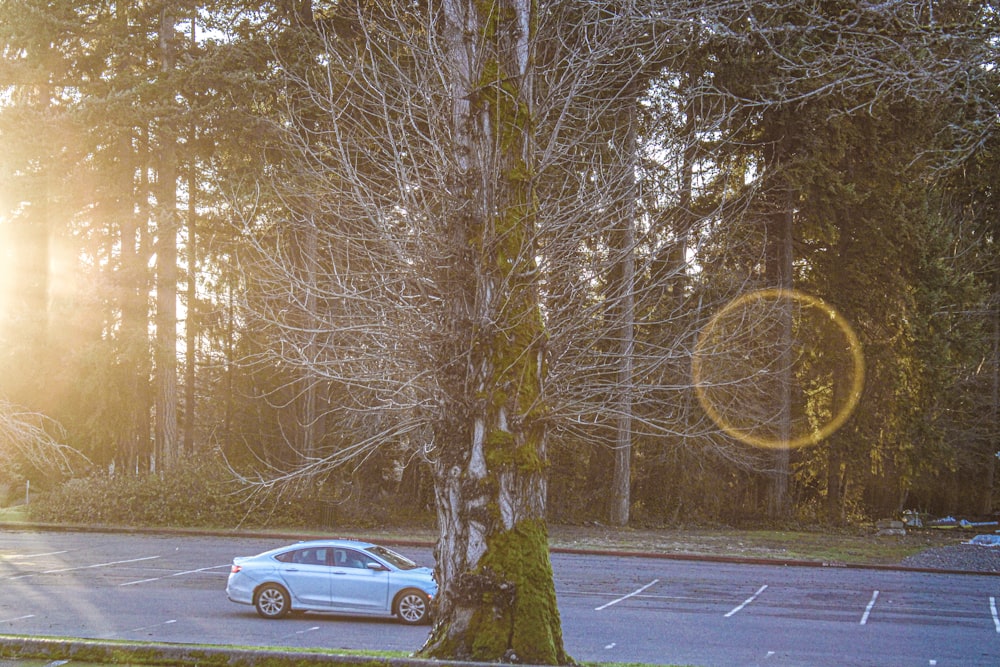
257, 538, 377, 555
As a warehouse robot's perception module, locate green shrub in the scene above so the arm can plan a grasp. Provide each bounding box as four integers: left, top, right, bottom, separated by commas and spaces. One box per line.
25, 458, 435, 531
26, 458, 314, 529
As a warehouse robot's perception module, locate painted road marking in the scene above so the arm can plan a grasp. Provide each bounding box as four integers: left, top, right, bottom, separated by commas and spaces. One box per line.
991, 597, 1000, 633
281, 626, 320, 640
124, 619, 176, 634
6, 555, 161, 580
860, 590, 880, 625
595, 579, 660, 611
0, 614, 34, 623
725, 584, 767, 617
3, 550, 68, 560
120, 564, 230, 587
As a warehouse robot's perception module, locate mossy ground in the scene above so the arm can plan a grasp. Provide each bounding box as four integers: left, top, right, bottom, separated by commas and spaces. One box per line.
0, 505, 27, 522
547, 524, 969, 564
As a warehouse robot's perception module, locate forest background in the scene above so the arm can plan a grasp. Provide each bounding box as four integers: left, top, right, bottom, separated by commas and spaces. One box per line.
1, 0, 998, 533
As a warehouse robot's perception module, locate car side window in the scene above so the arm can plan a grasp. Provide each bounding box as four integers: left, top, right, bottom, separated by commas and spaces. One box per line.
277, 548, 330, 566
335, 548, 374, 569
352, 551, 378, 569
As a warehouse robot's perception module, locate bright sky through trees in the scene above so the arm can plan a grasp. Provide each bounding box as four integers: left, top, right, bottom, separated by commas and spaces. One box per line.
0, 2, 997, 660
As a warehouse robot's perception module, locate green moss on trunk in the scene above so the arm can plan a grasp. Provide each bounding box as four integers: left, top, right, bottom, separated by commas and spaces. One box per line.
423, 0, 569, 664
475, 519, 568, 664
422, 519, 570, 665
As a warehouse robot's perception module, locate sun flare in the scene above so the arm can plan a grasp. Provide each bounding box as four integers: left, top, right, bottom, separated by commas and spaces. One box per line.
0, 218, 12, 318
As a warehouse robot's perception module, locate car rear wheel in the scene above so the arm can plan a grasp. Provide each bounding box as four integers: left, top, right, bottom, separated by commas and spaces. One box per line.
395, 589, 430, 625
255, 584, 291, 618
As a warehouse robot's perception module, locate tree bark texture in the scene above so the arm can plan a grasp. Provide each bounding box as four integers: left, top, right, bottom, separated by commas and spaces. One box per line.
986, 274, 999, 515
154, 5, 179, 472
117, 130, 151, 475
609, 105, 637, 528
765, 165, 794, 519
419, 1, 569, 664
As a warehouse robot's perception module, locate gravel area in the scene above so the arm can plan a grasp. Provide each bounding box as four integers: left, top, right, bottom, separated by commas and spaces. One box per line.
900, 542, 1000, 573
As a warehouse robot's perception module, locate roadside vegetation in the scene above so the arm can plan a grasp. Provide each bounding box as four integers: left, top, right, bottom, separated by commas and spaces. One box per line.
17, 457, 433, 532
2, 460, 968, 568
0, 636, 686, 667
0, 0, 996, 544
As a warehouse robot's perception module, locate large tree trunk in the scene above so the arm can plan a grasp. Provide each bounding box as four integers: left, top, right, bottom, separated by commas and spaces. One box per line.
154, 5, 179, 472
824, 443, 844, 523
418, 1, 569, 664
117, 129, 151, 475
986, 274, 999, 515
609, 105, 637, 528
184, 134, 197, 456
766, 178, 794, 519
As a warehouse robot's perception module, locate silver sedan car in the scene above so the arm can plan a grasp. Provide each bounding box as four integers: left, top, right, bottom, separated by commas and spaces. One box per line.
226, 538, 436, 624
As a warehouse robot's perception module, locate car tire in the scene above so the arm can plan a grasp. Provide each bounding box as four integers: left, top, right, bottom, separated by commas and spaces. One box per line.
395, 589, 430, 625
255, 584, 291, 618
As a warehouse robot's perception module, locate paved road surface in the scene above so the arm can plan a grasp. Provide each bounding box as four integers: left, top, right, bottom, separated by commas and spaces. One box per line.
1, 529, 999, 666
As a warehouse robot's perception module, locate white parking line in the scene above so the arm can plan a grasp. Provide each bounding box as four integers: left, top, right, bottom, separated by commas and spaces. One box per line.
990, 597, 1000, 633
281, 626, 319, 640
725, 584, 768, 617
124, 619, 176, 634
595, 579, 660, 611
3, 550, 68, 560
6, 555, 161, 579
860, 590, 880, 625
119, 564, 230, 587
0, 614, 34, 623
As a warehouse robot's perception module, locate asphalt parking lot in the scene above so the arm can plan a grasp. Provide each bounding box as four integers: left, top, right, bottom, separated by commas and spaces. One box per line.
3, 528, 1000, 666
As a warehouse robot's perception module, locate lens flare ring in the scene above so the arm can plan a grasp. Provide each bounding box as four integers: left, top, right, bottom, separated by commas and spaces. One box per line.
692, 288, 865, 449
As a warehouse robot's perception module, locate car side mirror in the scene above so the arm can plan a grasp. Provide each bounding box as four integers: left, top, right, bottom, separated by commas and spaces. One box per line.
367, 563, 388, 572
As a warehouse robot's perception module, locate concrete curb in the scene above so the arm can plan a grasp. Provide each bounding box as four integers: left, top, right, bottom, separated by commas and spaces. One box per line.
0, 636, 506, 667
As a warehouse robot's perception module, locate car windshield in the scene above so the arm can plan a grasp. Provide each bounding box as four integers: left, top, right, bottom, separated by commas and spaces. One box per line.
365, 545, 419, 570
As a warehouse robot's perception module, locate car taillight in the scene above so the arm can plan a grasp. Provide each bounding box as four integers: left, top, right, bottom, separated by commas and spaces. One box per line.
231, 565, 242, 573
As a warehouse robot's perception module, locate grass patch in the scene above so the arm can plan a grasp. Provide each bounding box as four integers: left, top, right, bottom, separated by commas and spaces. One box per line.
0, 505, 27, 522
0, 634, 412, 667
0, 635, 697, 667
547, 525, 968, 565
713, 528, 960, 563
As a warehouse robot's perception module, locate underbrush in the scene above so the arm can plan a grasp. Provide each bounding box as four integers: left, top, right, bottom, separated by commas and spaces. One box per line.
25, 460, 434, 531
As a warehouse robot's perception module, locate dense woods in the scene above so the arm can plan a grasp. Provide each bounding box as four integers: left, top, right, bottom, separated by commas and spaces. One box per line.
1, 0, 997, 525
1, 1, 998, 661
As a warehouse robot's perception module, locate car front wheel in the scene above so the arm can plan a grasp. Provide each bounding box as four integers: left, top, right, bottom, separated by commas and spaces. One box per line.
255, 584, 291, 618
395, 589, 430, 625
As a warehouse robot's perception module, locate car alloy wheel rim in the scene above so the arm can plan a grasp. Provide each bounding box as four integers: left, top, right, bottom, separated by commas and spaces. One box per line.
259, 590, 284, 615
399, 594, 425, 622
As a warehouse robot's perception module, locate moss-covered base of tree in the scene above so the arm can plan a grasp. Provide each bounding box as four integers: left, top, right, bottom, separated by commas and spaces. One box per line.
419, 519, 572, 665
